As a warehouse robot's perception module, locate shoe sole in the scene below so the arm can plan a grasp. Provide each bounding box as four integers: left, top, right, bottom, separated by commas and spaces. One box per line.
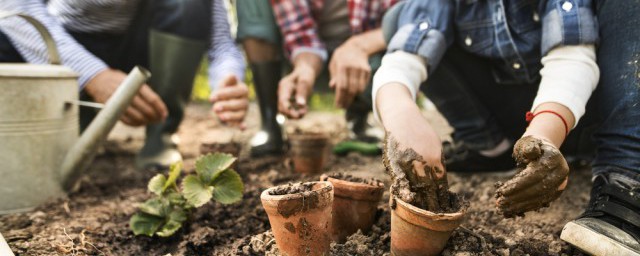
561, 221, 640, 256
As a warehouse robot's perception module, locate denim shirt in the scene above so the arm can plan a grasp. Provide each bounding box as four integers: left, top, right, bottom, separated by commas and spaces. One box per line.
387, 0, 598, 84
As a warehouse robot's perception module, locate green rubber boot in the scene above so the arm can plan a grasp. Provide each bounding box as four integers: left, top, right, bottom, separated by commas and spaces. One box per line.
249, 61, 285, 157
136, 30, 206, 170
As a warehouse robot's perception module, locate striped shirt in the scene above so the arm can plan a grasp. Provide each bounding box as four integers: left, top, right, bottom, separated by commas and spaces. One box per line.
0, 0, 244, 91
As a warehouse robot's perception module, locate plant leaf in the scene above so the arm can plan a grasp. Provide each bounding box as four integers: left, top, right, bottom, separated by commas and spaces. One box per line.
130, 213, 164, 236
195, 153, 236, 184
166, 191, 186, 206
211, 169, 244, 204
182, 175, 213, 207
168, 207, 188, 223
164, 162, 182, 191
148, 174, 167, 196
138, 197, 166, 217
155, 220, 182, 237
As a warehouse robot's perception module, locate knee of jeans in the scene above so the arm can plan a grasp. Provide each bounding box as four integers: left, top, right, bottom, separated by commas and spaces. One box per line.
151, 0, 211, 39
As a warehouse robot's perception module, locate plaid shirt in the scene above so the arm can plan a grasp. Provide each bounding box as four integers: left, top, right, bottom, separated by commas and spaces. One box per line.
270, 0, 399, 61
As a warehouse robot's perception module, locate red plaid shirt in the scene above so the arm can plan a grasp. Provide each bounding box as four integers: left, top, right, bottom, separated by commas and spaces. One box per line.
270, 0, 399, 60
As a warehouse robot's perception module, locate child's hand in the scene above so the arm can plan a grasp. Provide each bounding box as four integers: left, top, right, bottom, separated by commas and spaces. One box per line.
495, 136, 569, 217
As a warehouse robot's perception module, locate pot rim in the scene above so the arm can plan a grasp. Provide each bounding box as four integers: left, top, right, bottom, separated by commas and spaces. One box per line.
261, 181, 333, 206
321, 175, 384, 201
391, 195, 465, 231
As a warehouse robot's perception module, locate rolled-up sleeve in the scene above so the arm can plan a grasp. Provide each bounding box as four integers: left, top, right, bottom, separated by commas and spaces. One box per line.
540, 0, 598, 55
208, 0, 245, 91
385, 0, 453, 72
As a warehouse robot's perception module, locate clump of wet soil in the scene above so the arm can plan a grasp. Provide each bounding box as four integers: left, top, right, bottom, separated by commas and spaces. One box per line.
383, 135, 459, 213
267, 182, 315, 195
200, 141, 241, 156
322, 172, 384, 187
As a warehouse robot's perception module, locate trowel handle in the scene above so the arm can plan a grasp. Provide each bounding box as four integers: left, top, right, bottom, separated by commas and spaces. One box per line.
60, 66, 151, 191
0, 11, 60, 64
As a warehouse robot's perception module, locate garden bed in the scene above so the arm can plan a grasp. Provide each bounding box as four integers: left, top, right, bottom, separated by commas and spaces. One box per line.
0, 104, 589, 255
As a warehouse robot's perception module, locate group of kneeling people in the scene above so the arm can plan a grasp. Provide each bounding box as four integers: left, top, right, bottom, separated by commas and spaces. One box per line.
0, 0, 638, 254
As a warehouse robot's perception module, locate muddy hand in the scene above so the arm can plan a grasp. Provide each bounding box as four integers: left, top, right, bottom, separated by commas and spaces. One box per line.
496, 136, 569, 217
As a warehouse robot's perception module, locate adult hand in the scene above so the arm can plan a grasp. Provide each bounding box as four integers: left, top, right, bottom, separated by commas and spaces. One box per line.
277, 64, 316, 119
210, 75, 249, 129
329, 41, 371, 108
84, 68, 167, 126
496, 135, 569, 217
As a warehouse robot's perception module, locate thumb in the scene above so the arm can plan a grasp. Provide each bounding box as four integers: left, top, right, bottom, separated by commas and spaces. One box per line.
513, 136, 543, 165
221, 75, 238, 88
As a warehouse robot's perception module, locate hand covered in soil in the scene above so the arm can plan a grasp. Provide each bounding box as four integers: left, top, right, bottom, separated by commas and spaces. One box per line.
329, 41, 371, 109
210, 75, 249, 129
84, 68, 168, 126
495, 136, 569, 217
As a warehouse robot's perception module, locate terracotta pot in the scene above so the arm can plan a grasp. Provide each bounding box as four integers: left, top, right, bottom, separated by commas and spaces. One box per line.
390, 195, 465, 256
199, 142, 241, 157
320, 174, 384, 243
289, 133, 330, 174
261, 181, 334, 256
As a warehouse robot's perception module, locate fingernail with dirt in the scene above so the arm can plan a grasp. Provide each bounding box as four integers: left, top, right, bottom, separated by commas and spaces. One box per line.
261, 181, 333, 256
383, 134, 467, 256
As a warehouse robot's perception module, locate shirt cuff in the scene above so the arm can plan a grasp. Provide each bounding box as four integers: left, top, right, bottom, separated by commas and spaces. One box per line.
532, 45, 599, 128
291, 46, 328, 62
387, 23, 447, 72
73, 57, 109, 89
372, 51, 428, 123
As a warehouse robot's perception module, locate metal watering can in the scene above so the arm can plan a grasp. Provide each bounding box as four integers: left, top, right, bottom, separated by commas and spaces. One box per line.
0, 12, 151, 214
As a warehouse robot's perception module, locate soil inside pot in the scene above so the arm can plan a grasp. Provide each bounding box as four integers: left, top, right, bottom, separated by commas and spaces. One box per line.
200, 142, 241, 156
322, 172, 384, 187
267, 182, 315, 196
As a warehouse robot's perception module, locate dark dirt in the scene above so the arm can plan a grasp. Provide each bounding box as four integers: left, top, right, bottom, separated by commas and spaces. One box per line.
322, 172, 384, 187
267, 182, 315, 196
0, 104, 592, 255
200, 141, 241, 157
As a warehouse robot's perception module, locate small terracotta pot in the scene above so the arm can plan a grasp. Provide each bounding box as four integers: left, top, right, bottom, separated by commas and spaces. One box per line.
390, 195, 465, 256
199, 141, 241, 157
320, 174, 384, 243
261, 181, 334, 256
289, 133, 330, 174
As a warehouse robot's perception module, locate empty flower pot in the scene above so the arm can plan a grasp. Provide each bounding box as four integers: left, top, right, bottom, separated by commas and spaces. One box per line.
320, 174, 384, 243
289, 133, 330, 174
261, 181, 334, 256
390, 195, 465, 256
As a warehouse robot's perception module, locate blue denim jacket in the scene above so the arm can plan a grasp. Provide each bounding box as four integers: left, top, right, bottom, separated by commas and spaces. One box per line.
387, 0, 598, 84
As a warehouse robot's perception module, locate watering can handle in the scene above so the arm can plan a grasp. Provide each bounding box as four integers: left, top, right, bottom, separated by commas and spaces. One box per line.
0, 11, 61, 65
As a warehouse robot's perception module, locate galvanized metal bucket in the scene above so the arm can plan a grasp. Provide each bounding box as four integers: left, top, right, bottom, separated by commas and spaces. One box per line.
0, 11, 150, 214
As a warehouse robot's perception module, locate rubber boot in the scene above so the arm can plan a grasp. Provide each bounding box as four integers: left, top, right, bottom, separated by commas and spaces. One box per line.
250, 61, 284, 157
346, 94, 383, 144
136, 30, 207, 170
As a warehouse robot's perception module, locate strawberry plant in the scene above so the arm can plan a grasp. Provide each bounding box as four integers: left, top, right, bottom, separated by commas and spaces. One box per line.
129, 153, 243, 237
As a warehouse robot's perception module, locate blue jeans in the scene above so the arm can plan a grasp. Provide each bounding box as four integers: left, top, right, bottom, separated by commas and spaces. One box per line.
406, 0, 639, 179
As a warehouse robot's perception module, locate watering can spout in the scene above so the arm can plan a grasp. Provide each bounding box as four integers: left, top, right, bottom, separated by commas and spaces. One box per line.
60, 66, 151, 191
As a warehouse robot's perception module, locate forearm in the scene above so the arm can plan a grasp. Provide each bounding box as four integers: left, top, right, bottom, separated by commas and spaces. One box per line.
346, 28, 386, 56
376, 83, 420, 128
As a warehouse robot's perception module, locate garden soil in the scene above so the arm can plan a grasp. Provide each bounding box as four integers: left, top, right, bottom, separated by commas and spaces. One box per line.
0, 103, 589, 255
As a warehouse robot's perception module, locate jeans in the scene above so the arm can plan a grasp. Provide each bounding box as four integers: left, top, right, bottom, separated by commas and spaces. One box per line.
417, 0, 640, 179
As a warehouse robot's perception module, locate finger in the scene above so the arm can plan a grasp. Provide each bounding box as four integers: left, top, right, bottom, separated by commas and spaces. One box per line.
213, 86, 249, 101
120, 115, 134, 126
278, 78, 295, 117
123, 107, 146, 126
130, 95, 158, 121
138, 85, 168, 120
497, 175, 568, 206
213, 98, 249, 112
360, 67, 371, 92
218, 110, 246, 123
496, 165, 548, 197
498, 190, 563, 217
292, 75, 312, 118
220, 75, 238, 88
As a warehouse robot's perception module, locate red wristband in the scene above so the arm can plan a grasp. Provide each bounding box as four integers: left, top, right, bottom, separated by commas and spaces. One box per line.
526, 110, 569, 136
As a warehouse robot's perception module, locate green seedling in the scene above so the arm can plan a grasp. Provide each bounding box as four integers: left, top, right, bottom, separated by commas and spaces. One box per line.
129, 153, 244, 237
